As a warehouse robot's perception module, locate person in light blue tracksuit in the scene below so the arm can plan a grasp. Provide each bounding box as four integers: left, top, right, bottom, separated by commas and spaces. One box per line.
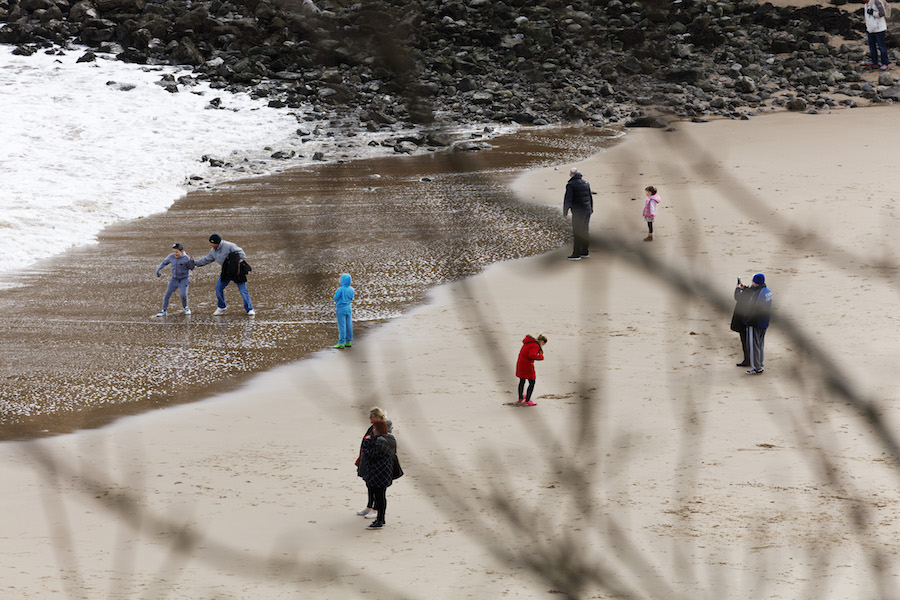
155, 243, 194, 316
333, 273, 355, 349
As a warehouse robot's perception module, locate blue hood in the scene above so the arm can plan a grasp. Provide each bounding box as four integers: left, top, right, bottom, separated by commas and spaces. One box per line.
334, 273, 355, 307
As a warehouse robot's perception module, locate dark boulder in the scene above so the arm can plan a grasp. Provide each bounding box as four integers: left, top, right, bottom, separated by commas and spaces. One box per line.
786, 97, 807, 111
170, 36, 204, 65
625, 115, 668, 128
81, 17, 116, 44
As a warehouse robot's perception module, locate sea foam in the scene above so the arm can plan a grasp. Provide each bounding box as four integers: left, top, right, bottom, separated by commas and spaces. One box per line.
0, 45, 363, 278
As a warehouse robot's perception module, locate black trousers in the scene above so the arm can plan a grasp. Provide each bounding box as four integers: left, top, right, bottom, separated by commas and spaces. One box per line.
571, 211, 591, 256
370, 485, 387, 523
738, 328, 749, 364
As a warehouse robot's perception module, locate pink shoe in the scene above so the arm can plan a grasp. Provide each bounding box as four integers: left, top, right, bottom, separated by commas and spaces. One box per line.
523, 400, 537, 406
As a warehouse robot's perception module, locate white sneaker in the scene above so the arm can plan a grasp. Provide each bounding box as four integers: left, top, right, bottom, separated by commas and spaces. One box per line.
155, 311, 166, 317
183, 307, 192, 315
213, 308, 226, 316
247, 309, 256, 316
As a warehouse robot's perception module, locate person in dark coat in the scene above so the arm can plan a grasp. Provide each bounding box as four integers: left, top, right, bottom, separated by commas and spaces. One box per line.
516, 333, 547, 406
193, 234, 255, 316
563, 168, 594, 260
361, 418, 396, 530
742, 273, 772, 375
356, 407, 391, 520
731, 279, 752, 367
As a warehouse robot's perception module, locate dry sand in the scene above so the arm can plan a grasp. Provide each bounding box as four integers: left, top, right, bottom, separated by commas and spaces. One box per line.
2, 105, 900, 599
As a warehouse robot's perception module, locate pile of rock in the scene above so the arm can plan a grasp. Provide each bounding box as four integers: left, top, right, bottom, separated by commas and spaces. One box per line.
1, 0, 896, 132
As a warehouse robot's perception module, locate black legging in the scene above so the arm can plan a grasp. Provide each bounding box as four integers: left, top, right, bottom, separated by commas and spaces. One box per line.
647, 221, 653, 233
366, 485, 376, 509
518, 378, 536, 401
370, 485, 387, 523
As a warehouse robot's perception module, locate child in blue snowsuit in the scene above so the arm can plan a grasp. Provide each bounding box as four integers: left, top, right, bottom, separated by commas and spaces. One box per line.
155, 243, 194, 316
333, 273, 355, 349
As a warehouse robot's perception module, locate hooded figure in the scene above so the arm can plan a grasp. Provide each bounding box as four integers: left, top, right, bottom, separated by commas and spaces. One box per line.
333, 273, 355, 349
515, 334, 547, 406
563, 168, 594, 260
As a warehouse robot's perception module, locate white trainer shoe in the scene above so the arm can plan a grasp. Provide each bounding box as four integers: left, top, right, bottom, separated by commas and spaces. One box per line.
213, 308, 226, 316
247, 309, 256, 316
155, 311, 166, 317
184, 307, 192, 315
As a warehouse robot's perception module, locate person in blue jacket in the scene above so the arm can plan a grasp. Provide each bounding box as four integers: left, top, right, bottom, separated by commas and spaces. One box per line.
155, 243, 194, 317
742, 273, 772, 375
333, 273, 355, 349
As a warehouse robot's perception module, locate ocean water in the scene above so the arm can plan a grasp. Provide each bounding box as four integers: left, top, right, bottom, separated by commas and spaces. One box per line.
0, 43, 472, 280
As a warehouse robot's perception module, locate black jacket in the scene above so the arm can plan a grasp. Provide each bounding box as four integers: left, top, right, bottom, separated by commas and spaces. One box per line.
730, 286, 751, 332
221, 251, 251, 283
362, 434, 397, 488
564, 173, 593, 216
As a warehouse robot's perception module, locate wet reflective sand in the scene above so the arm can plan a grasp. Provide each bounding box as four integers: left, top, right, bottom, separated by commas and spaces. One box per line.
0, 126, 620, 439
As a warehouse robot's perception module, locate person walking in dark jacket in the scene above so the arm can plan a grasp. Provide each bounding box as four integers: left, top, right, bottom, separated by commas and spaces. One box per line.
193, 234, 255, 316
742, 273, 772, 375
356, 407, 392, 521
563, 168, 594, 260
731, 279, 752, 367
361, 418, 396, 530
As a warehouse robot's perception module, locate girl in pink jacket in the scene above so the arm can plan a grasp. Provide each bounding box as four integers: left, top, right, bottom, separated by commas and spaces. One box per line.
642, 185, 661, 242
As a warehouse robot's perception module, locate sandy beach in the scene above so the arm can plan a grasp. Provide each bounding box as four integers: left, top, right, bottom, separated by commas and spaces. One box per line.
3, 105, 900, 598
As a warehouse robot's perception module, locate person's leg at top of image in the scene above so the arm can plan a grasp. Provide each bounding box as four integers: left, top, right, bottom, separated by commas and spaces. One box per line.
869, 31, 881, 65
876, 30, 890, 67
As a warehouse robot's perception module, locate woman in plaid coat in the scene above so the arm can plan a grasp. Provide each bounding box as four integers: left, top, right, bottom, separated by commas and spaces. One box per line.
361, 418, 397, 530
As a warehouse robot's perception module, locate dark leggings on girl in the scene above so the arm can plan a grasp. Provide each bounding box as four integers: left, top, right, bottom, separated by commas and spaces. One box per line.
647, 221, 653, 233
518, 378, 536, 401
370, 485, 387, 523
366, 485, 376, 509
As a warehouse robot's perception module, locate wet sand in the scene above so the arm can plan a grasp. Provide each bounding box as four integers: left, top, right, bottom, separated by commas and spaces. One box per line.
0, 125, 620, 438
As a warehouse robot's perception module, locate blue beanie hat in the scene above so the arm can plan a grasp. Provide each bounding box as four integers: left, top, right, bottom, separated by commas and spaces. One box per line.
209, 234, 222, 244
753, 273, 765, 285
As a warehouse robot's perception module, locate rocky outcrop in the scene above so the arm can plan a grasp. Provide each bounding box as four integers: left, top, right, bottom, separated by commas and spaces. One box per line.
1, 0, 894, 131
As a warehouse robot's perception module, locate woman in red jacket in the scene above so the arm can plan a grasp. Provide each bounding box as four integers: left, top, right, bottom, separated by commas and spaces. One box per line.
516, 333, 547, 406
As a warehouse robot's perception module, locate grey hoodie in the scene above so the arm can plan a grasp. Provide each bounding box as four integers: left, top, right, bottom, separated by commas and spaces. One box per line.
194, 240, 245, 267
156, 253, 194, 279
